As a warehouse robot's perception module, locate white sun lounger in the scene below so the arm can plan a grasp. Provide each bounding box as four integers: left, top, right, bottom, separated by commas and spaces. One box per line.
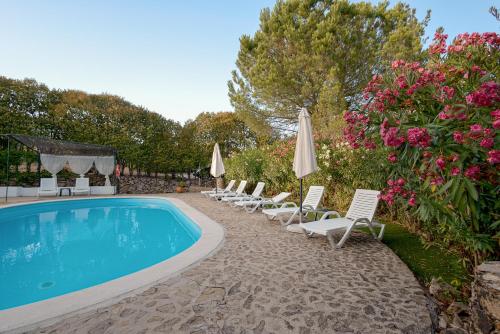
38, 178, 58, 197
235, 191, 292, 213
73, 177, 90, 196
262, 186, 324, 226
201, 179, 236, 197
221, 182, 265, 206
209, 180, 247, 200
300, 189, 385, 248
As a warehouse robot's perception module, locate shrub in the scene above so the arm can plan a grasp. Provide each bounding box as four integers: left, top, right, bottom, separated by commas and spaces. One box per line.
343, 32, 500, 265
225, 123, 386, 213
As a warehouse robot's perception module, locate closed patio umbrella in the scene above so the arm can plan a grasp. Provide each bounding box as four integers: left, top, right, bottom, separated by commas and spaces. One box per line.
291, 109, 318, 229
210, 143, 225, 193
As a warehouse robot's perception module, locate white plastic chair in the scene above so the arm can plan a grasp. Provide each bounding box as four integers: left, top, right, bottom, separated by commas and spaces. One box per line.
209, 180, 247, 200
300, 189, 385, 248
201, 179, 236, 197
73, 177, 90, 196
38, 178, 58, 197
262, 186, 324, 225
235, 191, 291, 213
221, 182, 265, 206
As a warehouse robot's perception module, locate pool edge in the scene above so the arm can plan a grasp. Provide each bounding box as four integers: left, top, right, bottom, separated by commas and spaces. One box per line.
0, 196, 225, 334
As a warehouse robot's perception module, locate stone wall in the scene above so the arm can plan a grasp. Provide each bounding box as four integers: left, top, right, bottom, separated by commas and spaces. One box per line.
118, 176, 173, 194
471, 262, 500, 334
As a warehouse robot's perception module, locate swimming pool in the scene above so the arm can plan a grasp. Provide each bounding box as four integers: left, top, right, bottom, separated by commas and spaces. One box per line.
0, 198, 203, 311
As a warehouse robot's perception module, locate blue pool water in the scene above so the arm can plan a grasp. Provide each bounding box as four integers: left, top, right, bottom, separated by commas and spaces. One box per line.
0, 198, 201, 310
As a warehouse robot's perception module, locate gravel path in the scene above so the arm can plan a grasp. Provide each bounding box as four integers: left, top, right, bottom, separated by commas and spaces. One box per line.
26, 193, 432, 334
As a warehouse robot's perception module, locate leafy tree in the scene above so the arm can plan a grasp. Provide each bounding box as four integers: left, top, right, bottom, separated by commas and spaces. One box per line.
228, 0, 429, 135
192, 111, 257, 157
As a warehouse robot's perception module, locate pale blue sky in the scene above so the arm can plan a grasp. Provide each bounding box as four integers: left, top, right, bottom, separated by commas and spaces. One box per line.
0, 0, 498, 123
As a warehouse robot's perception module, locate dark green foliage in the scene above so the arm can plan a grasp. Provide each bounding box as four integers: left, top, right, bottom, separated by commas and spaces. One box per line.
0, 77, 255, 178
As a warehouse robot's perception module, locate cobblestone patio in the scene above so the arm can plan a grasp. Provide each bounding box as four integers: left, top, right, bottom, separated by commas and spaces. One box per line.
13, 193, 432, 333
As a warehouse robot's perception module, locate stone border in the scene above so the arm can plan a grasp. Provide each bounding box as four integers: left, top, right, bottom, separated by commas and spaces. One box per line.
0, 196, 225, 334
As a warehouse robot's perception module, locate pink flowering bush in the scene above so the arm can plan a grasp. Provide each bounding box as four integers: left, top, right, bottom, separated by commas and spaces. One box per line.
344, 32, 500, 263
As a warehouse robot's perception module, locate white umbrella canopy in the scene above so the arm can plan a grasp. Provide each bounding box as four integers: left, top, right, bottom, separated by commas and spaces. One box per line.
293, 109, 318, 179
210, 143, 225, 193
291, 109, 318, 230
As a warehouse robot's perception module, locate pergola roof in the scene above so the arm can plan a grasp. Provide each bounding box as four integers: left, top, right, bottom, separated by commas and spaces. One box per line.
3, 134, 116, 156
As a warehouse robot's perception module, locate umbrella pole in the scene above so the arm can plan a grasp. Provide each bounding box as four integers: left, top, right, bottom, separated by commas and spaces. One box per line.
215, 177, 217, 194
299, 177, 303, 224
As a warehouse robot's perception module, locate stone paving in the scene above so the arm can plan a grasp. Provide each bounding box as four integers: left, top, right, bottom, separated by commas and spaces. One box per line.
22, 193, 432, 334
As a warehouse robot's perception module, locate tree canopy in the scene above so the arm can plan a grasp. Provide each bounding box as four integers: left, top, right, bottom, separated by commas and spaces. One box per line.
0, 76, 254, 176
228, 0, 429, 135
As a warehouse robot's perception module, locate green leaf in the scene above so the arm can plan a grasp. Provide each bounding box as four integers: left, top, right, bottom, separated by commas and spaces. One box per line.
464, 179, 479, 201
437, 179, 454, 196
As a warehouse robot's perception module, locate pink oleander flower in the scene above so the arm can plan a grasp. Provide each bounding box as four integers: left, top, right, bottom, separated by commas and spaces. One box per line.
451, 167, 461, 176
436, 157, 446, 170
487, 150, 500, 164
380, 192, 394, 206
431, 177, 444, 185
470, 124, 483, 133
395, 75, 408, 89
493, 119, 500, 129
442, 86, 455, 99
396, 178, 405, 186
408, 196, 416, 207
364, 140, 376, 150
429, 32, 448, 54
491, 109, 500, 119
466, 81, 500, 107
407, 127, 432, 148
464, 165, 481, 180
382, 127, 405, 147
387, 152, 397, 163
438, 112, 450, 120
453, 131, 464, 144
480, 138, 494, 148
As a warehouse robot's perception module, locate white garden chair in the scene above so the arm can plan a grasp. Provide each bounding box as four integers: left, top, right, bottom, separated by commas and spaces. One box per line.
221, 182, 265, 206
235, 191, 291, 213
300, 189, 385, 248
38, 178, 58, 197
201, 179, 236, 198
73, 177, 90, 196
262, 186, 324, 226
209, 180, 247, 200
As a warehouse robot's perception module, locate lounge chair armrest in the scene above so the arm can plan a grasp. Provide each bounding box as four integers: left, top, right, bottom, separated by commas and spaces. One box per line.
280, 202, 297, 208
301, 204, 316, 211
319, 211, 341, 220
352, 217, 371, 224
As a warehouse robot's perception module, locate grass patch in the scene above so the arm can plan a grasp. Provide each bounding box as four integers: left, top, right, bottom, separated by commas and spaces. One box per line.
376, 222, 471, 288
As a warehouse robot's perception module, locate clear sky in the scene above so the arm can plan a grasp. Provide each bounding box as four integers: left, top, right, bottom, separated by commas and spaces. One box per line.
0, 0, 498, 123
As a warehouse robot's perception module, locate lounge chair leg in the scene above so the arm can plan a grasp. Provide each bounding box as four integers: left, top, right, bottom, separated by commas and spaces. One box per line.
282, 210, 298, 226
377, 224, 385, 240
367, 224, 378, 239
303, 229, 313, 238
248, 205, 258, 213
326, 231, 338, 248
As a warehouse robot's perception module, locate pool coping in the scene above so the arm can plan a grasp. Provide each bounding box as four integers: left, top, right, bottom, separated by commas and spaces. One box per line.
0, 196, 225, 334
